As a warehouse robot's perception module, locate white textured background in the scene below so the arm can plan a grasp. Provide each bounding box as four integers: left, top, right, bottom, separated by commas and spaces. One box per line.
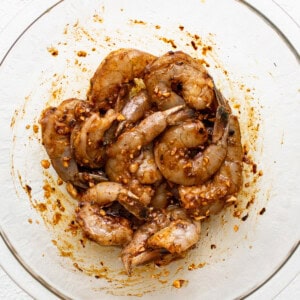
0, 271, 31, 300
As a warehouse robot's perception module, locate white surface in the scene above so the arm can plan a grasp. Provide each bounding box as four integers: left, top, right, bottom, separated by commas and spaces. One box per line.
0, 267, 31, 300
0, 0, 299, 299
0, 234, 57, 300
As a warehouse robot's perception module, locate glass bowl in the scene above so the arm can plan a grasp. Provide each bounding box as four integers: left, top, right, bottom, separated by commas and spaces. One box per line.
0, 0, 299, 299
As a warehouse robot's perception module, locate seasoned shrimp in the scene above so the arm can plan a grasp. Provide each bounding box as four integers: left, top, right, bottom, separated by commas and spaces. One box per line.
39, 99, 83, 186
39, 48, 245, 274
115, 89, 151, 136
105, 105, 184, 204
121, 211, 169, 274
81, 181, 148, 220
134, 144, 163, 185
154, 105, 229, 186
179, 115, 243, 216
121, 206, 201, 275
87, 48, 156, 109
40, 99, 108, 188
76, 202, 133, 246
71, 109, 118, 169
147, 218, 200, 254
150, 182, 172, 209
145, 51, 215, 110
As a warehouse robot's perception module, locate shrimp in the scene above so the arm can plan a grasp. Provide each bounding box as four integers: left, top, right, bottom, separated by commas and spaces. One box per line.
76, 202, 133, 246
121, 206, 201, 275
154, 105, 230, 186
87, 48, 156, 109
134, 144, 163, 185
144, 51, 215, 110
147, 218, 200, 254
115, 89, 151, 136
40, 99, 108, 189
105, 105, 184, 204
179, 115, 243, 217
121, 211, 169, 274
39, 99, 84, 186
81, 182, 148, 220
71, 109, 119, 169
150, 182, 172, 209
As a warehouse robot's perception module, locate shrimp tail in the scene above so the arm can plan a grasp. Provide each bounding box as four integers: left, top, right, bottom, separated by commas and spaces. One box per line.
165, 105, 185, 120
213, 81, 232, 109
217, 105, 230, 123
212, 105, 230, 143
123, 249, 163, 276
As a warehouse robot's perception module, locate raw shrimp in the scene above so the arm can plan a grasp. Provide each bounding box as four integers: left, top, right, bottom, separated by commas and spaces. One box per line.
39, 98, 83, 186
121, 211, 169, 274
71, 109, 118, 169
179, 115, 243, 216
154, 105, 230, 186
144, 51, 215, 110
147, 218, 200, 254
76, 202, 133, 246
87, 48, 156, 109
121, 206, 201, 275
40, 99, 108, 188
115, 89, 151, 136
39, 48, 245, 274
105, 105, 184, 204
81, 181, 148, 220
134, 144, 163, 185
150, 182, 172, 209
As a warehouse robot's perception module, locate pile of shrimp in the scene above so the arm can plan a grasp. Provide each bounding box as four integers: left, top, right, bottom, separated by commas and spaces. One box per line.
39, 49, 243, 275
